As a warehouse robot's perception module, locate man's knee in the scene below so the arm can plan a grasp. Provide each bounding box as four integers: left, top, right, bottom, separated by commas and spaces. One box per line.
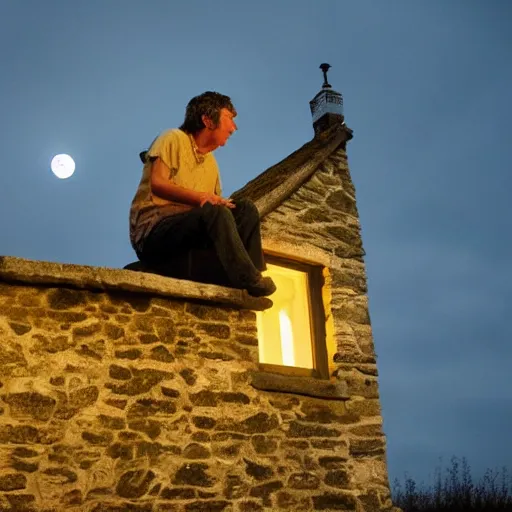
234, 198, 259, 219
200, 202, 232, 220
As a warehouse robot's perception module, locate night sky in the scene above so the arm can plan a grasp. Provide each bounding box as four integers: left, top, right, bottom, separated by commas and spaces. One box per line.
1, 0, 511, 485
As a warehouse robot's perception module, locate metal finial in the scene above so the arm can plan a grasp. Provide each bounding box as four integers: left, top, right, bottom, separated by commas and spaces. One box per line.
320, 63, 332, 88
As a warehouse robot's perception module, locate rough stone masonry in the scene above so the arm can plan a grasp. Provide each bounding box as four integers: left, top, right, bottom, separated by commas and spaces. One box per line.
0, 257, 394, 512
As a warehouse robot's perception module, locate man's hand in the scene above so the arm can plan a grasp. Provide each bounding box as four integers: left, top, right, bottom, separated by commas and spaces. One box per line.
198, 192, 235, 209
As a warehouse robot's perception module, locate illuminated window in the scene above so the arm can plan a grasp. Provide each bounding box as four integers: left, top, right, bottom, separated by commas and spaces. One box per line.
256, 256, 329, 379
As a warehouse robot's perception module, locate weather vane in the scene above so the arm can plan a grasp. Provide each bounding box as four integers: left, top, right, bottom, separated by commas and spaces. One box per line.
320, 63, 332, 88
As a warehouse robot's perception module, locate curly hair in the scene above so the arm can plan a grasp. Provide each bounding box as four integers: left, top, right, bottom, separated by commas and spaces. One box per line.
179, 91, 236, 135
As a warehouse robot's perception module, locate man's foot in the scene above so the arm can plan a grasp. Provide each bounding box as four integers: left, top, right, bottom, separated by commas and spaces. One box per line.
245, 276, 276, 297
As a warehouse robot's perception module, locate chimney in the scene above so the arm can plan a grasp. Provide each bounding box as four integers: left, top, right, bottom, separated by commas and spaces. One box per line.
309, 63, 345, 136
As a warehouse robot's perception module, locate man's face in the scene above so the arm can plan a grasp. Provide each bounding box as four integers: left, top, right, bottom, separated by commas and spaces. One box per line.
209, 108, 237, 147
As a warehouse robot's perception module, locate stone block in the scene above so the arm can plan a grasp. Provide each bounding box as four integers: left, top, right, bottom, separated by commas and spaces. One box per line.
190, 390, 217, 406
139, 333, 159, 344
0, 472, 27, 491
47, 310, 87, 323
325, 469, 351, 488
238, 501, 264, 512
12, 447, 39, 458
109, 364, 131, 380
198, 491, 217, 499
128, 419, 162, 439
184, 501, 230, 512
344, 375, 380, 400
192, 432, 211, 442
105, 398, 128, 410
288, 472, 320, 490
106, 442, 133, 460
104, 323, 125, 340
72, 322, 102, 338
106, 369, 173, 396
8, 322, 32, 335
116, 469, 155, 499
161, 387, 180, 398
180, 369, 197, 386
276, 491, 312, 510
236, 334, 258, 346
160, 487, 196, 499
224, 474, 248, 499
312, 492, 356, 510
192, 416, 216, 429
220, 392, 250, 404
0, 425, 41, 444
251, 435, 278, 454
153, 317, 177, 343
98, 414, 126, 430
42, 467, 78, 483
47, 288, 86, 310
50, 376, 65, 386
69, 385, 100, 408
350, 424, 383, 437
318, 456, 348, 469
310, 439, 348, 453
244, 458, 274, 480
198, 350, 234, 361
115, 348, 142, 360
173, 462, 215, 487
90, 501, 154, 511
150, 345, 175, 362
184, 443, 211, 459
123, 295, 152, 313
76, 343, 103, 360
325, 190, 358, 215
3, 392, 56, 421
82, 431, 114, 446
136, 442, 181, 458
186, 303, 229, 321
61, 489, 83, 506
199, 323, 231, 339
0, 342, 27, 373
349, 438, 386, 458
287, 421, 341, 438
249, 480, 284, 506
5, 493, 36, 510
299, 400, 357, 425
128, 398, 177, 418
346, 398, 381, 418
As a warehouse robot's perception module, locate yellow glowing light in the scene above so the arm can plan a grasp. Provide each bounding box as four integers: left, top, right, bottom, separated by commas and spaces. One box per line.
257, 263, 313, 369
279, 309, 295, 366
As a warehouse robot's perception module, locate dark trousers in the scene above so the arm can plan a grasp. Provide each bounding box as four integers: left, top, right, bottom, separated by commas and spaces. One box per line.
138, 198, 266, 287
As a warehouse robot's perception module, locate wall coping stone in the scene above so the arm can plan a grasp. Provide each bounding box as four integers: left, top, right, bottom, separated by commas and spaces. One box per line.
0, 256, 272, 311
250, 371, 349, 400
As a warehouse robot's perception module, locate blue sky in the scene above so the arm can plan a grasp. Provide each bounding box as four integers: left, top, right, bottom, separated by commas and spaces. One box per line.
1, 0, 511, 485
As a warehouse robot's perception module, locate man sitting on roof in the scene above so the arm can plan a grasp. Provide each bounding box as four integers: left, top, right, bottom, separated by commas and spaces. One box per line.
129, 91, 276, 297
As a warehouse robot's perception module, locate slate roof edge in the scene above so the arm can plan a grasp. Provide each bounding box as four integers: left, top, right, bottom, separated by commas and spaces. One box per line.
232, 125, 352, 218
0, 256, 272, 311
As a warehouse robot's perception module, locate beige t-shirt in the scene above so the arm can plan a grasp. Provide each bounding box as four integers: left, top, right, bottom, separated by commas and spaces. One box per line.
129, 129, 221, 251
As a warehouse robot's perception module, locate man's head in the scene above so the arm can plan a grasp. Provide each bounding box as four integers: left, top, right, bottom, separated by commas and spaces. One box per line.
180, 91, 237, 147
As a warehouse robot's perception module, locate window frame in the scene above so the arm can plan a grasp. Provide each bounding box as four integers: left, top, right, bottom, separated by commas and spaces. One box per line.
257, 253, 330, 380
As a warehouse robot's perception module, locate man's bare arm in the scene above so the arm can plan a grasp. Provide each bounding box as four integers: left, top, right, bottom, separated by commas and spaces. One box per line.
150, 158, 234, 208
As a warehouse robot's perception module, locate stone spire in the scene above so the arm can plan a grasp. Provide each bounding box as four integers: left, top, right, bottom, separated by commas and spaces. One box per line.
309, 63, 345, 136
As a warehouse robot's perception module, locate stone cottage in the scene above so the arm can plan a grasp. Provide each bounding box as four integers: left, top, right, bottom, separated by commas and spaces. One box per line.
0, 65, 398, 511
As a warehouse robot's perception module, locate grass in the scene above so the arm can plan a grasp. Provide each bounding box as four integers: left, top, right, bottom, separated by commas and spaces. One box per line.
392, 457, 512, 511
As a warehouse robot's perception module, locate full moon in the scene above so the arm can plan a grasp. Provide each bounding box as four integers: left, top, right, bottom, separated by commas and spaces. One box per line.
50, 154, 75, 179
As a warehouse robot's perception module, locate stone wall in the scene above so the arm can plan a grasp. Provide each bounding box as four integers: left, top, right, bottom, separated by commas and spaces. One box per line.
261, 146, 377, 378
259, 143, 394, 509
0, 257, 395, 512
